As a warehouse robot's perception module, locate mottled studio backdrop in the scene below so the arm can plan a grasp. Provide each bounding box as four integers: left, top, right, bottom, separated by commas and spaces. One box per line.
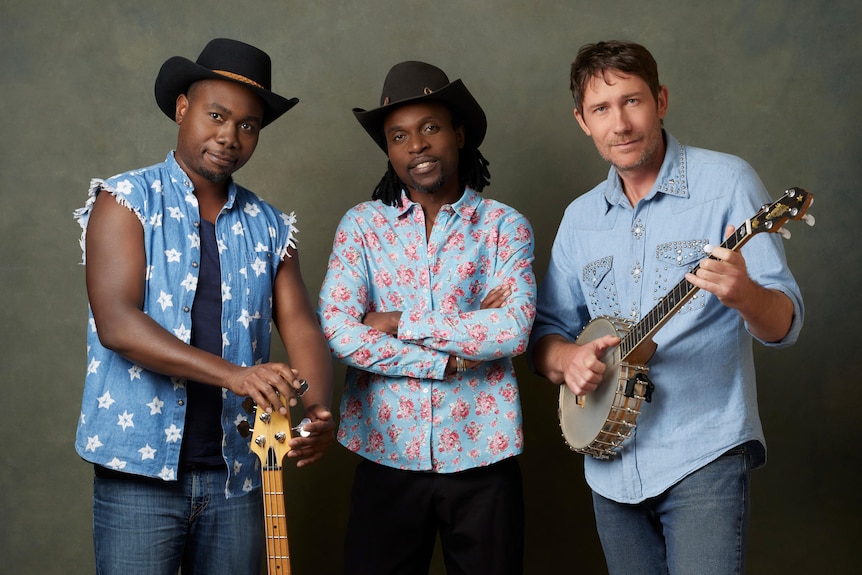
1, 1, 859, 573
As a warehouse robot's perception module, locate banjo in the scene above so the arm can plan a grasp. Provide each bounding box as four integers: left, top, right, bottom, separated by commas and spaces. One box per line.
559, 187, 814, 459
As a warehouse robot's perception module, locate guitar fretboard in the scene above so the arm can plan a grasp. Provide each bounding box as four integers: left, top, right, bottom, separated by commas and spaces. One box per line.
619, 224, 750, 359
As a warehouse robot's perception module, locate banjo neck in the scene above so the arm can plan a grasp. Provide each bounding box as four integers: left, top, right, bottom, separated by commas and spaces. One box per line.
620, 215, 758, 362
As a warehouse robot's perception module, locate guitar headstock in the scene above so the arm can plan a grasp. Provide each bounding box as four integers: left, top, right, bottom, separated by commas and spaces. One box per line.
238, 397, 293, 470
749, 187, 815, 239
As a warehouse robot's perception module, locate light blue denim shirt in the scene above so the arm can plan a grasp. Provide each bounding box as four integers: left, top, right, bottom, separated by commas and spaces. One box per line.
530, 133, 803, 503
74, 152, 298, 497
319, 190, 536, 473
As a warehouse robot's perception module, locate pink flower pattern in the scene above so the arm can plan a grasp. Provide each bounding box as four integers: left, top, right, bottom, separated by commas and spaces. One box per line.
319, 190, 535, 472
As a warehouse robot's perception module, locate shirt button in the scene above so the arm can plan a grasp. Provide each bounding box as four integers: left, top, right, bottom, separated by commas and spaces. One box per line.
192, 261, 199, 268
183, 306, 190, 313
177, 400, 185, 406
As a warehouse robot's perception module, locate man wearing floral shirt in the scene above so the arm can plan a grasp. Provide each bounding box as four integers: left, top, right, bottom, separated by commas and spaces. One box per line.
318, 61, 536, 574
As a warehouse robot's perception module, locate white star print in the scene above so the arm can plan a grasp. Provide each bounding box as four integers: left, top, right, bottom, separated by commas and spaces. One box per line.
243, 202, 261, 217
217, 238, 228, 253
149, 213, 163, 228
188, 232, 201, 248
232, 221, 245, 236
139, 444, 156, 460
105, 457, 127, 470
97, 391, 114, 409
174, 323, 191, 342
158, 467, 176, 481
164, 424, 182, 443
167, 206, 185, 221
128, 365, 143, 381
157, 290, 173, 311
253, 242, 268, 252
164, 248, 182, 263
85, 435, 103, 452
251, 258, 268, 277
180, 273, 198, 292
151, 180, 163, 194
117, 410, 134, 431
222, 282, 232, 302
147, 396, 164, 415
237, 309, 259, 328
87, 357, 101, 375
115, 180, 133, 196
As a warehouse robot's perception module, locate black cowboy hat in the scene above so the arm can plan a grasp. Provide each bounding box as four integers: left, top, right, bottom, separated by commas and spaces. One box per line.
353, 61, 487, 152
154, 38, 298, 128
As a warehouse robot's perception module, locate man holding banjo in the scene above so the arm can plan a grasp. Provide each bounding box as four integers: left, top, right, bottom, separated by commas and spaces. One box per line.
529, 40, 805, 575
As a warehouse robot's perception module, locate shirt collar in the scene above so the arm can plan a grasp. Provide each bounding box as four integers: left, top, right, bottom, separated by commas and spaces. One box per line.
394, 187, 481, 221
603, 131, 689, 210
165, 151, 238, 210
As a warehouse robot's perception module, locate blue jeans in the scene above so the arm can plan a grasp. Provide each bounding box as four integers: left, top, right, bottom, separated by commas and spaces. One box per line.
592, 443, 754, 575
93, 466, 264, 575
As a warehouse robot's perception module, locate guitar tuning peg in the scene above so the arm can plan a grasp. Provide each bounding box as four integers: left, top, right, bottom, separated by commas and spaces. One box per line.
778, 228, 792, 240
802, 213, 815, 226
237, 420, 251, 438
293, 417, 312, 438
241, 397, 255, 414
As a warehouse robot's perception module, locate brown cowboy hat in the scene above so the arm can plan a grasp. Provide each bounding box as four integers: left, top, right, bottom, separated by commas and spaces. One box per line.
353, 61, 487, 152
154, 38, 298, 128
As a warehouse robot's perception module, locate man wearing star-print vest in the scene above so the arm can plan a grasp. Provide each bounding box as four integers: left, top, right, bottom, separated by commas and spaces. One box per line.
73, 38, 333, 574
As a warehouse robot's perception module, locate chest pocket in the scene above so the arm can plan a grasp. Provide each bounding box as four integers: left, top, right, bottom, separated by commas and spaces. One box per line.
582, 255, 621, 318
654, 239, 710, 314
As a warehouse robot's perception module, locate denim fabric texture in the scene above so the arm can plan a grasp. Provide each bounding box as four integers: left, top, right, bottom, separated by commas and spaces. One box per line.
530, 132, 804, 503
93, 466, 264, 575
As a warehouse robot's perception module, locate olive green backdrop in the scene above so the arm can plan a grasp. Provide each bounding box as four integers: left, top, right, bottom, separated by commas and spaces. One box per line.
2, 1, 858, 573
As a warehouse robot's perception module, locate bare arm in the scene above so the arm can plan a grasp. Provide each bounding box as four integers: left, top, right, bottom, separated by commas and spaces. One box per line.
85, 191, 305, 414
270, 249, 335, 467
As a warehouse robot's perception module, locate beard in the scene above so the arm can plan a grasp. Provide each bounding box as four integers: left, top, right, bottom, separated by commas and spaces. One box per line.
409, 175, 446, 194
601, 128, 665, 174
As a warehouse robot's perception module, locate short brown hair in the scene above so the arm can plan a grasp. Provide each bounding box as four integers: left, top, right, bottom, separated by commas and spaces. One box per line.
570, 41, 661, 116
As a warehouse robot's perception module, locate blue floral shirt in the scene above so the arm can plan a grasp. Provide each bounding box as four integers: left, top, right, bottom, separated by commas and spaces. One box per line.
530, 133, 804, 503
74, 152, 298, 497
318, 189, 536, 472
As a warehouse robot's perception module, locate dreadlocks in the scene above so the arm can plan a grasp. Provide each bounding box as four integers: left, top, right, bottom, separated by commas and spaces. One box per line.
371, 146, 491, 206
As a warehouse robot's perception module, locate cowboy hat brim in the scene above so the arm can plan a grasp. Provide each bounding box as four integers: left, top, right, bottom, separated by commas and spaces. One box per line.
353, 79, 487, 153
155, 56, 298, 128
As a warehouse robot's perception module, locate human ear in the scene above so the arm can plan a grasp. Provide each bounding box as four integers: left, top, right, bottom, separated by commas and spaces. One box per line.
175, 94, 189, 125
574, 108, 591, 136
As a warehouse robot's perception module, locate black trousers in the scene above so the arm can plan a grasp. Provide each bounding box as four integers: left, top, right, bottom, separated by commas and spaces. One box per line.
343, 457, 524, 575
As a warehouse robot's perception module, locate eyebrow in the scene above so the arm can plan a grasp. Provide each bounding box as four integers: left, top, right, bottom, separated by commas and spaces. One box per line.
587, 91, 644, 110
206, 101, 262, 124
385, 114, 442, 134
